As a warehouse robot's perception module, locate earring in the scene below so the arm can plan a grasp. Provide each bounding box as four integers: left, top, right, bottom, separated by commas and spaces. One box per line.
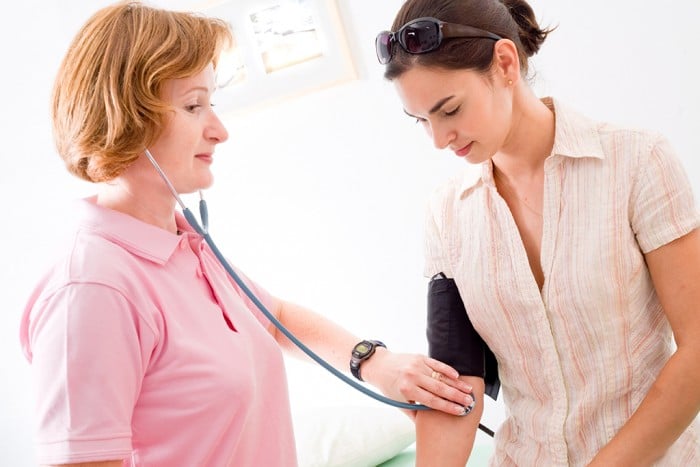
507, 79, 513, 86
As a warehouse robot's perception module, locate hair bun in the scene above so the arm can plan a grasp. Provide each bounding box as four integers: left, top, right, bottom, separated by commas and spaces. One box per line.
501, 0, 553, 57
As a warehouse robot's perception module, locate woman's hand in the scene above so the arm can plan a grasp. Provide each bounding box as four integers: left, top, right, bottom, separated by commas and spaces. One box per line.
361, 348, 475, 417
272, 299, 475, 417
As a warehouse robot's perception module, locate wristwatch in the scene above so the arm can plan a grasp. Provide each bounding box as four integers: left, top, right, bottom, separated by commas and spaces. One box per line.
350, 340, 386, 381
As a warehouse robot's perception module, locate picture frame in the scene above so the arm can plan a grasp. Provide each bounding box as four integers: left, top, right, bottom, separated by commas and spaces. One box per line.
201, 0, 357, 115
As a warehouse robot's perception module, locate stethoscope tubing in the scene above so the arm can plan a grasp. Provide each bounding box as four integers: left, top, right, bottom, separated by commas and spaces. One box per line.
183, 204, 429, 410
144, 149, 494, 436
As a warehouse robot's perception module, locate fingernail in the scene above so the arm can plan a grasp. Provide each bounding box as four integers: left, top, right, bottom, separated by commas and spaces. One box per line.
465, 394, 473, 405
458, 401, 476, 417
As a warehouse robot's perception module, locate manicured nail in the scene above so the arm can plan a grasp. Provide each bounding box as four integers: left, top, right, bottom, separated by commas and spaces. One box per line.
459, 395, 476, 416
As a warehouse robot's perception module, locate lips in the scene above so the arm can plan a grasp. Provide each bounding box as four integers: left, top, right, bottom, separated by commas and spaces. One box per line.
195, 154, 213, 164
454, 142, 473, 158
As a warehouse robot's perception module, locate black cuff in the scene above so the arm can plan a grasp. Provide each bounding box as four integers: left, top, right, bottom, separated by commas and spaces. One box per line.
427, 274, 500, 400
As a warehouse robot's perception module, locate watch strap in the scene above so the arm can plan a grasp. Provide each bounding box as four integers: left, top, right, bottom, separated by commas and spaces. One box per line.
350, 340, 386, 381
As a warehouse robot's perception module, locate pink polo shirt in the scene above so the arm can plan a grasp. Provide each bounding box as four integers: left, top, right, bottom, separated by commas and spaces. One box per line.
20, 197, 297, 466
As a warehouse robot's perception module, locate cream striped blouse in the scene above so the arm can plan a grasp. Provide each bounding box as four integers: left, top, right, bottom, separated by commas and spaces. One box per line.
424, 98, 700, 466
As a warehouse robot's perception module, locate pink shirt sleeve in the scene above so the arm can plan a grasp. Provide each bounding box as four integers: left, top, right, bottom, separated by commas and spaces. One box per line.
27, 282, 158, 464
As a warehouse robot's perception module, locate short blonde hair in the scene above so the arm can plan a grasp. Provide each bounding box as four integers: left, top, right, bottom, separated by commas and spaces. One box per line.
52, 1, 232, 182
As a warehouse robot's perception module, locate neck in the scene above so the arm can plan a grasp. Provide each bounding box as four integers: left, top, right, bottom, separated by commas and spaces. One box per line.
493, 88, 555, 181
97, 175, 179, 234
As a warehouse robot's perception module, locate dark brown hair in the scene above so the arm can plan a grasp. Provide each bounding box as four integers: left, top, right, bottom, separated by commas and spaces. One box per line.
384, 0, 553, 80
52, 2, 232, 182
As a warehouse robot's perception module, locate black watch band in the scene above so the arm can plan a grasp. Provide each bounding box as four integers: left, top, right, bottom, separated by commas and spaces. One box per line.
349, 339, 386, 381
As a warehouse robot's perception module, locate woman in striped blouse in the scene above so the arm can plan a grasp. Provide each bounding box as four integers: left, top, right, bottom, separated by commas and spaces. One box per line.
375, 0, 700, 465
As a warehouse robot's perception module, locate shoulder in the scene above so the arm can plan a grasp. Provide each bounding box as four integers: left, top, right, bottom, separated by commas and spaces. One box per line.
597, 122, 668, 159
552, 98, 668, 162
550, 98, 663, 161
426, 174, 461, 236
22, 227, 164, 348
30, 227, 161, 309
71, 227, 151, 284
427, 166, 483, 217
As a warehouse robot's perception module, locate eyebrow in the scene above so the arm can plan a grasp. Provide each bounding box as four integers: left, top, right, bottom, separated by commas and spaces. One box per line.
403, 95, 456, 118
429, 96, 456, 114
181, 85, 214, 97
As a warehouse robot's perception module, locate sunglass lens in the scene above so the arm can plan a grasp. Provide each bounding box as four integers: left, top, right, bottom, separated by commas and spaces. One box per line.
375, 32, 393, 64
400, 21, 440, 54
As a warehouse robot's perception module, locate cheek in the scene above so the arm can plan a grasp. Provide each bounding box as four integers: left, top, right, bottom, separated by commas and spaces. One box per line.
148, 123, 178, 156
467, 101, 498, 136
487, 91, 513, 137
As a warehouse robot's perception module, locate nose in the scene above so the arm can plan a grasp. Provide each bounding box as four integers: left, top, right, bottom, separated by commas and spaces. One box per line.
206, 111, 229, 144
428, 121, 455, 150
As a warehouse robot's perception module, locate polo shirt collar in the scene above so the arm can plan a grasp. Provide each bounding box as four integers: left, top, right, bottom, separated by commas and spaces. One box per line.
459, 97, 606, 195
77, 197, 192, 265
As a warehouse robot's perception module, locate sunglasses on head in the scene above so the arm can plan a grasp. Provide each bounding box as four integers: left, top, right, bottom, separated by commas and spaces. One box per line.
375, 16, 502, 65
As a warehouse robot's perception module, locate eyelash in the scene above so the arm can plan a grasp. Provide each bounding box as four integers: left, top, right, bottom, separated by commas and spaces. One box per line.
185, 102, 217, 112
444, 106, 460, 117
412, 106, 461, 124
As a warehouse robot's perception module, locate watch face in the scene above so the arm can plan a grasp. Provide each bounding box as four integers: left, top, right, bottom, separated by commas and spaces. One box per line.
355, 343, 371, 355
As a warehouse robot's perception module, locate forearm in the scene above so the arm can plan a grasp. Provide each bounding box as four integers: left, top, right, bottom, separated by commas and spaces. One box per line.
273, 298, 476, 415
415, 376, 485, 467
273, 299, 361, 370
589, 346, 700, 466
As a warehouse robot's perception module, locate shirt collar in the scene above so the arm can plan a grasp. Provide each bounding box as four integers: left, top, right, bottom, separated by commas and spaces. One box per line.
458, 97, 606, 195
76, 196, 195, 265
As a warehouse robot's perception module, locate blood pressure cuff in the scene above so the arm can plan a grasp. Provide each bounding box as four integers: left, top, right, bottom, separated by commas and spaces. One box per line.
427, 273, 500, 400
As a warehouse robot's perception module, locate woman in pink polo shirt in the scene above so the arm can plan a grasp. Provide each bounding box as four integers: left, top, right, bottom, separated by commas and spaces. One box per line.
375, 0, 700, 466
19, 2, 475, 466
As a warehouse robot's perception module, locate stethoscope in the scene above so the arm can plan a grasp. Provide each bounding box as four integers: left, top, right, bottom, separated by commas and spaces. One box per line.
144, 149, 493, 437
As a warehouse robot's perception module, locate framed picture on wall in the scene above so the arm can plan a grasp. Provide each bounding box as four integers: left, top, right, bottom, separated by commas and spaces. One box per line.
202, 0, 356, 115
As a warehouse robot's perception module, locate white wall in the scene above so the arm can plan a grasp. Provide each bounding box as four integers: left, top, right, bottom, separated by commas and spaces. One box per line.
1, 1, 698, 465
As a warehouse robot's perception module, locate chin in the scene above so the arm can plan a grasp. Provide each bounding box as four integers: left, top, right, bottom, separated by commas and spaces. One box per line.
196, 174, 215, 191
179, 178, 214, 195
464, 147, 495, 165
463, 153, 488, 165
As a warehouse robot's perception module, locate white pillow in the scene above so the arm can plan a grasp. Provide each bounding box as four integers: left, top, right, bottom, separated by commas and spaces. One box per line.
292, 404, 416, 467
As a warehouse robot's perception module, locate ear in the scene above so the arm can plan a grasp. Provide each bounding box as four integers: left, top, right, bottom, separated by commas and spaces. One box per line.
492, 39, 521, 85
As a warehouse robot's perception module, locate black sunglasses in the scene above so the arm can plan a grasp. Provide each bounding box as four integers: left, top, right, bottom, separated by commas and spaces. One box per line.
375, 16, 502, 65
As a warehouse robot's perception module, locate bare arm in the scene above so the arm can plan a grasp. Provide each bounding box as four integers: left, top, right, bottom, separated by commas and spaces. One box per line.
416, 376, 485, 467
270, 299, 475, 415
589, 229, 700, 466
